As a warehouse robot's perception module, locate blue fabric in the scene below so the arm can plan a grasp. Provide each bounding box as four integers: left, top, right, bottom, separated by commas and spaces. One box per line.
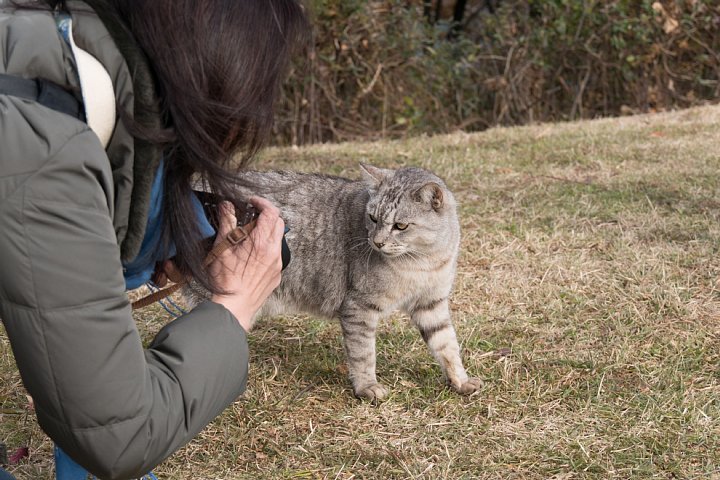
122, 160, 215, 290
0, 467, 16, 480
54, 446, 88, 480
54, 446, 158, 480
55, 12, 73, 47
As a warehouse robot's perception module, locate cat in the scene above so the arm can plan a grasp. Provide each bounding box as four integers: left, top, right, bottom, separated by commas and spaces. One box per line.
192, 164, 481, 401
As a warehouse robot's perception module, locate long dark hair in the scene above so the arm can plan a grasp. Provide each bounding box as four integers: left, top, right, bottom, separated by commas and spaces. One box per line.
111, 0, 309, 293
25, 0, 308, 292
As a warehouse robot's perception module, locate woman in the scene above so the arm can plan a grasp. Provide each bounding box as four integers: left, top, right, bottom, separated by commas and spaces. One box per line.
0, 0, 309, 478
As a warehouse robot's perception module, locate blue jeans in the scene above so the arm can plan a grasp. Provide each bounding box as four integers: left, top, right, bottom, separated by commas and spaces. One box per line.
55, 446, 89, 480
55, 446, 158, 480
0, 467, 16, 480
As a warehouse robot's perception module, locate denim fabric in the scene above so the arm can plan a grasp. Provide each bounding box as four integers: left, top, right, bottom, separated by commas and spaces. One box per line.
55, 446, 89, 480
55, 446, 158, 479
122, 160, 215, 290
0, 467, 16, 480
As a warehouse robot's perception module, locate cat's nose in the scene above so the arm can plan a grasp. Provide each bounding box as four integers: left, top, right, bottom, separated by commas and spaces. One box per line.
374, 240, 385, 249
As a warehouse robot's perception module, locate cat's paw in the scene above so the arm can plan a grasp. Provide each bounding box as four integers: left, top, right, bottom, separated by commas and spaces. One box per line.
450, 377, 483, 395
355, 383, 389, 402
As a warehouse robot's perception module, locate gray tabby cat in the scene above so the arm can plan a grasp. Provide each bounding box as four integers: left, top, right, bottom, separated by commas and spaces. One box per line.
196, 164, 481, 401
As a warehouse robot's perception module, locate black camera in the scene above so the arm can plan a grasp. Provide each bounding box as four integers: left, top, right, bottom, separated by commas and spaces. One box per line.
194, 190, 291, 270
195, 190, 259, 231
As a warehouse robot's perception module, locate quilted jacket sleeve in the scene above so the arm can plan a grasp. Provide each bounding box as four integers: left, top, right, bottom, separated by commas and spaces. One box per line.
0, 98, 249, 479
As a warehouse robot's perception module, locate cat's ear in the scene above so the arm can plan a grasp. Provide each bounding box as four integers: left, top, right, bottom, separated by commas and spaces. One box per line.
360, 164, 390, 185
414, 182, 444, 211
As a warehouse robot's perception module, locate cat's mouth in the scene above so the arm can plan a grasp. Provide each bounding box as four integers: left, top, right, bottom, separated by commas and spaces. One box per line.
372, 245, 406, 257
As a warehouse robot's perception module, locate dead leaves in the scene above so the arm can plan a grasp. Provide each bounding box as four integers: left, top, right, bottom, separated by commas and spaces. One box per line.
652, 2, 680, 34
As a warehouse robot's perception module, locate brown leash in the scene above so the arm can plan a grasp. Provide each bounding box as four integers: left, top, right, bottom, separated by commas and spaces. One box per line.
131, 220, 256, 311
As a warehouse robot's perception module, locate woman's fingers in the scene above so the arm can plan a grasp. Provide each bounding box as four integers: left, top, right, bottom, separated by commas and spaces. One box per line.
208, 196, 285, 332
248, 196, 278, 216
248, 197, 279, 236
245, 196, 284, 267
152, 270, 168, 288
162, 259, 185, 283
214, 201, 237, 246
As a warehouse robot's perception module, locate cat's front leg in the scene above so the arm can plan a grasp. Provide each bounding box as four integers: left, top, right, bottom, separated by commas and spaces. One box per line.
339, 307, 387, 401
411, 297, 482, 395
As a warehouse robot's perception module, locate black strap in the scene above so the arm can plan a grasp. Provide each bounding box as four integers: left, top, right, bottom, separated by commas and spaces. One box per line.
0, 73, 84, 121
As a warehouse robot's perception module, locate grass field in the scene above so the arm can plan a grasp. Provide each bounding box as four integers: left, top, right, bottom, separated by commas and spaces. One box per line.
2, 105, 720, 479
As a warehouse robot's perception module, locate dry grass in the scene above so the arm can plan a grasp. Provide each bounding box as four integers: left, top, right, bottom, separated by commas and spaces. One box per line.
3, 105, 720, 479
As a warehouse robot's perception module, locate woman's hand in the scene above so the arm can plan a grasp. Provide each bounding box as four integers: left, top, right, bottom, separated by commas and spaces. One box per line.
208, 197, 285, 332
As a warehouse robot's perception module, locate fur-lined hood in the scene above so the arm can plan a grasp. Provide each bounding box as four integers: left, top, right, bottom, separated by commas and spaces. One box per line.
78, 0, 164, 261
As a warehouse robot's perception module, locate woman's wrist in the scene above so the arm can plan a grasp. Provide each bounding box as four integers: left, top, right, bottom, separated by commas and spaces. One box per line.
211, 295, 254, 332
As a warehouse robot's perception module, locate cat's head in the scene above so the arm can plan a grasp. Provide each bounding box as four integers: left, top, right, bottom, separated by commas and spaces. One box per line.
360, 164, 459, 259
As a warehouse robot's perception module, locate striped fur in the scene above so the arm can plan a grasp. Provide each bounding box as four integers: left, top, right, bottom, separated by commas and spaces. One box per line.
187, 165, 481, 400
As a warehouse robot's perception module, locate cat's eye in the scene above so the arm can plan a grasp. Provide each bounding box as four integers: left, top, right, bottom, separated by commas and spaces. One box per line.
394, 223, 409, 230
369, 214, 377, 223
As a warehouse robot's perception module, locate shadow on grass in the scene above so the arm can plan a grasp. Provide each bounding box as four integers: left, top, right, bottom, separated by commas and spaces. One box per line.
248, 317, 348, 393
246, 315, 488, 401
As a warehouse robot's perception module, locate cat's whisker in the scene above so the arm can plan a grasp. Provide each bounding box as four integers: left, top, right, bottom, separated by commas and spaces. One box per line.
348, 239, 371, 251
348, 235, 373, 252
409, 248, 432, 260
401, 249, 424, 263
403, 252, 419, 263
364, 246, 374, 276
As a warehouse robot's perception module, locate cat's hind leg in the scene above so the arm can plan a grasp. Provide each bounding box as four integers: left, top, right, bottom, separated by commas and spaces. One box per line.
339, 302, 387, 401
410, 297, 482, 395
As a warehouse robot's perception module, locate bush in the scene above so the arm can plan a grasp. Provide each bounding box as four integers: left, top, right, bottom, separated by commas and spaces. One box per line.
272, 0, 720, 145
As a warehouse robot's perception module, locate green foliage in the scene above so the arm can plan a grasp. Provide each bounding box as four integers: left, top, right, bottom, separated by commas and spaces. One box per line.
273, 0, 720, 145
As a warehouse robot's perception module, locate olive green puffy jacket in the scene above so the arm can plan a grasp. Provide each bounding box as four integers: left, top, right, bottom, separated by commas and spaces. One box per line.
0, 2, 249, 478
